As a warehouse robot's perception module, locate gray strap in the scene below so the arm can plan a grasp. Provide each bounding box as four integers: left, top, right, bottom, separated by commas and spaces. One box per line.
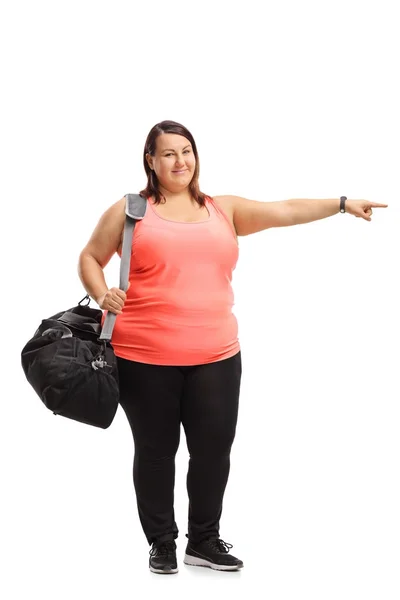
99, 194, 146, 341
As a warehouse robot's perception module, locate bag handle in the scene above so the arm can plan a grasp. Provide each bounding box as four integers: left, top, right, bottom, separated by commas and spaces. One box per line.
99, 194, 146, 341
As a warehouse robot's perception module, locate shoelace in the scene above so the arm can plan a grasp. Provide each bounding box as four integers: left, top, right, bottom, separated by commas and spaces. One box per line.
206, 538, 233, 554
149, 540, 176, 557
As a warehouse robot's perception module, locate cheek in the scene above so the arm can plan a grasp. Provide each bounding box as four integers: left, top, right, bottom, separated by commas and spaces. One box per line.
158, 159, 173, 174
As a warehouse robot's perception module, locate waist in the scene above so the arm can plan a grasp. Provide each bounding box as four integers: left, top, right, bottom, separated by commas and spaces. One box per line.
110, 311, 240, 365
121, 294, 234, 322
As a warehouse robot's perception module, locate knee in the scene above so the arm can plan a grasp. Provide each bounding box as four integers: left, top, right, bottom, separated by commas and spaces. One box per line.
136, 440, 180, 462
188, 428, 237, 459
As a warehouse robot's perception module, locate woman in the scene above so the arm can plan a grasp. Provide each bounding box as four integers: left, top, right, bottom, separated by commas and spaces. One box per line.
78, 120, 387, 574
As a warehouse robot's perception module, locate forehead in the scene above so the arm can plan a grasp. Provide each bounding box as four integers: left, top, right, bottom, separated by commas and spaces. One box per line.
156, 133, 191, 152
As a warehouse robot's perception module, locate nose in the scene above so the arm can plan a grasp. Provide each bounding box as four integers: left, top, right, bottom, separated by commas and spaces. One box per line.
175, 155, 185, 167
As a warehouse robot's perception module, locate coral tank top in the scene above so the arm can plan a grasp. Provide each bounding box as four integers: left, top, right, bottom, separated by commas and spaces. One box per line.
104, 195, 240, 365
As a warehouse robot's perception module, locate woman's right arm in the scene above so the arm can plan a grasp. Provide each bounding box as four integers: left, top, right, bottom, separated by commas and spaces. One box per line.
78, 197, 127, 314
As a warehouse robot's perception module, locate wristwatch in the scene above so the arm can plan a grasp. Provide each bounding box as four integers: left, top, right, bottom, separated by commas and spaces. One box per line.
340, 196, 347, 213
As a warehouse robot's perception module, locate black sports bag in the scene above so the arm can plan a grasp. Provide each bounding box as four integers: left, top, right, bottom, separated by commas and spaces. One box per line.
20, 194, 146, 429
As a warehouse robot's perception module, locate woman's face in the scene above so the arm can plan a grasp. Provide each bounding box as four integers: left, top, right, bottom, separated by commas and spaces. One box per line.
146, 133, 196, 193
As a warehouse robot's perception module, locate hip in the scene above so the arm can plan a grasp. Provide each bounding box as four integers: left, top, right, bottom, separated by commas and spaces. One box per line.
110, 314, 240, 366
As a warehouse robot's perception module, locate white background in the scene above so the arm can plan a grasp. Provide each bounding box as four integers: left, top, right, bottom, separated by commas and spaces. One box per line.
1, 0, 399, 598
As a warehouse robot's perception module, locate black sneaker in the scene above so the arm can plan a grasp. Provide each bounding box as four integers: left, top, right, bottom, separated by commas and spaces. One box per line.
184, 537, 243, 571
149, 540, 178, 574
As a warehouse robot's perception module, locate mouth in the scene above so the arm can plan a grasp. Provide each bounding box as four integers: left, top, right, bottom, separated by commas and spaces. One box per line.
172, 169, 187, 174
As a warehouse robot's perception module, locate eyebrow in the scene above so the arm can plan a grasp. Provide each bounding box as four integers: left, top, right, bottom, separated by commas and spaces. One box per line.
161, 144, 191, 152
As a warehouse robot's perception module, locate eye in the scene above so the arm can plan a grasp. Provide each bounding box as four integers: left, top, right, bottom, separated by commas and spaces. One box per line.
164, 149, 191, 157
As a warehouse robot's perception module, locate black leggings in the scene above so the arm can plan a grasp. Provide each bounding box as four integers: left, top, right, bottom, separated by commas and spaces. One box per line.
116, 351, 242, 546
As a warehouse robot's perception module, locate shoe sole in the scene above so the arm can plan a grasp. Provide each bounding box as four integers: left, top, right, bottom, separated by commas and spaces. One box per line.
149, 566, 179, 574
184, 554, 243, 571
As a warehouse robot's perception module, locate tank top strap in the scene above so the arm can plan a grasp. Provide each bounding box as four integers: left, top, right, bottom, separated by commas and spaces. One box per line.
206, 196, 238, 242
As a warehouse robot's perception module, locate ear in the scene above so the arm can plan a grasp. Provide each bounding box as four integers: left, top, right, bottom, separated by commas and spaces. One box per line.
145, 153, 153, 170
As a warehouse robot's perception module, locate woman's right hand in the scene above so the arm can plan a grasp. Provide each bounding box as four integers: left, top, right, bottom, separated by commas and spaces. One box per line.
96, 284, 130, 315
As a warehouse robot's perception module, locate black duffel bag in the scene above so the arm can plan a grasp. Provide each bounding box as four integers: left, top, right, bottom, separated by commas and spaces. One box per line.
21, 295, 119, 428
20, 194, 146, 429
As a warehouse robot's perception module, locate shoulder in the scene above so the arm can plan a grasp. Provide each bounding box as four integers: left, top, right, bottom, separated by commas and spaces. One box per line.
211, 195, 235, 217
97, 195, 127, 243
102, 196, 126, 234
212, 195, 248, 212
92, 196, 126, 230
209, 195, 239, 239
111, 196, 126, 215
95, 196, 126, 224
80, 196, 127, 267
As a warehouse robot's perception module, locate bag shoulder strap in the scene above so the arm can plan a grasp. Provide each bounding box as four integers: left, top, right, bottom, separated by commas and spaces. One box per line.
125, 193, 147, 220
99, 193, 147, 341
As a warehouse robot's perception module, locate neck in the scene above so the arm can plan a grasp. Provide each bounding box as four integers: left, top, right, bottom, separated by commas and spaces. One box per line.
158, 187, 194, 204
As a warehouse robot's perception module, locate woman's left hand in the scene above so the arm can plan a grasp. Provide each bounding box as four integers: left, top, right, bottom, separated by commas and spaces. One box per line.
345, 200, 388, 221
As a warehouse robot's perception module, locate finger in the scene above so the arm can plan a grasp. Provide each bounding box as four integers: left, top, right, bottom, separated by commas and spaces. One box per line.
109, 302, 122, 314
113, 288, 127, 300
369, 203, 388, 207
103, 301, 120, 314
105, 291, 119, 305
109, 303, 123, 314
107, 292, 124, 306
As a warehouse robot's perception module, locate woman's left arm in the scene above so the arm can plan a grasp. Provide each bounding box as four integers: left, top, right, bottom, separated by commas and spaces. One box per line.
222, 196, 388, 236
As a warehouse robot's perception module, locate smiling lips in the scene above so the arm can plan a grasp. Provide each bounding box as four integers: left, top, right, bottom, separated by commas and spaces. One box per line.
172, 169, 187, 174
